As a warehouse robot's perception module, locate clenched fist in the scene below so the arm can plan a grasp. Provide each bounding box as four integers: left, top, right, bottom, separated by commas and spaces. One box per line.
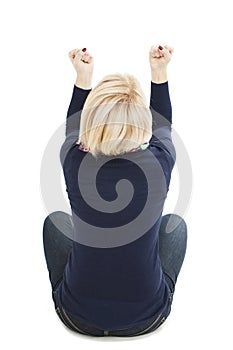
149, 44, 174, 83
149, 45, 174, 71
68, 48, 94, 89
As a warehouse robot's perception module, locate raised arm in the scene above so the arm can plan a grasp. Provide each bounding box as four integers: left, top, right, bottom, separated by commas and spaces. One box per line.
149, 44, 175, 159
60, 48, 94, 166
149, 45, 173, 131
65, 48, 94, 137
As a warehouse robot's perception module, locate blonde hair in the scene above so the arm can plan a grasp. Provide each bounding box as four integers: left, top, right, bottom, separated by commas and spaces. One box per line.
77, 73, 152, 158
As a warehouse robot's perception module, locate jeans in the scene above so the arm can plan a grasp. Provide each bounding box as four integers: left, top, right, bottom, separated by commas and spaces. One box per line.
42, 211, 187, 337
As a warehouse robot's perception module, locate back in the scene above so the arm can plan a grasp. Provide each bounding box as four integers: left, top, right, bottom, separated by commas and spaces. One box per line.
58, 80, 176, 330
58, 135, 174, 330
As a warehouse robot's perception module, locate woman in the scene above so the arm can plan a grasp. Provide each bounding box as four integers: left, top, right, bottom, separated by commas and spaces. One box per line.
42, 44, 187, 337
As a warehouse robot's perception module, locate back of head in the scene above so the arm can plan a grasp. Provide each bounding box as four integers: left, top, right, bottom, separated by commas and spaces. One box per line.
77, 73, 152, 158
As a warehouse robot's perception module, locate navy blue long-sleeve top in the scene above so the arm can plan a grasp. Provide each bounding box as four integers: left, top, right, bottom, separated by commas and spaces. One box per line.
58, 80, 176, 331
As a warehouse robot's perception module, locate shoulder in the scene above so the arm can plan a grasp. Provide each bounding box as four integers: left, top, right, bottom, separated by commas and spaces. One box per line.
149, 133, 176, 169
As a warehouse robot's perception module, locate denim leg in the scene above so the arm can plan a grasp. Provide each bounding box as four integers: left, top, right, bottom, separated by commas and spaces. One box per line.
42, 211, 73, 291
158, 214, 188, 294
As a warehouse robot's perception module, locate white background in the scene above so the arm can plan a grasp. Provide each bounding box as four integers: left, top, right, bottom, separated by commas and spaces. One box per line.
1, 0, 232, 348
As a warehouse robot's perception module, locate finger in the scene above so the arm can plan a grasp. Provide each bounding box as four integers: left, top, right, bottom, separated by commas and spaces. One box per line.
86, 55, 94, 63
149, 46, 160, 58
81, 52, 91, 61
159, 48, 169, 60
80, 49, 93, 60
163, 45, 174, 54
69, 50, 78, 60
157, 45, 172, 59
69, 48, 82, 59
82, 55, 94, 64
68, 48, 79, 56
150, 46, 158, 54
75, 50, 87, 61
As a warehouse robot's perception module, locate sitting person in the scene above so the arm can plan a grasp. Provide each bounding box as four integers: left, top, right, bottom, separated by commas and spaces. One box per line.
42, 44, 187, 337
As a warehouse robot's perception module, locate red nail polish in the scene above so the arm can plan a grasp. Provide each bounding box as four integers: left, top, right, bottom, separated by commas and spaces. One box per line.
82, 48, 87, 52
158, 46, 163, 50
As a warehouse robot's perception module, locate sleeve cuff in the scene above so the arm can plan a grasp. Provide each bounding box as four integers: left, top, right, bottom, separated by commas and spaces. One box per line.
74, 84, 92, 92
151, 80, 168, 86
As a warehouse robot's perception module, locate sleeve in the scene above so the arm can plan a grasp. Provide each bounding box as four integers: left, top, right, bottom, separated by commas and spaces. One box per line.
149, 81, 176, 164
60, 85, 92, 167
66, 85, 92, 136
